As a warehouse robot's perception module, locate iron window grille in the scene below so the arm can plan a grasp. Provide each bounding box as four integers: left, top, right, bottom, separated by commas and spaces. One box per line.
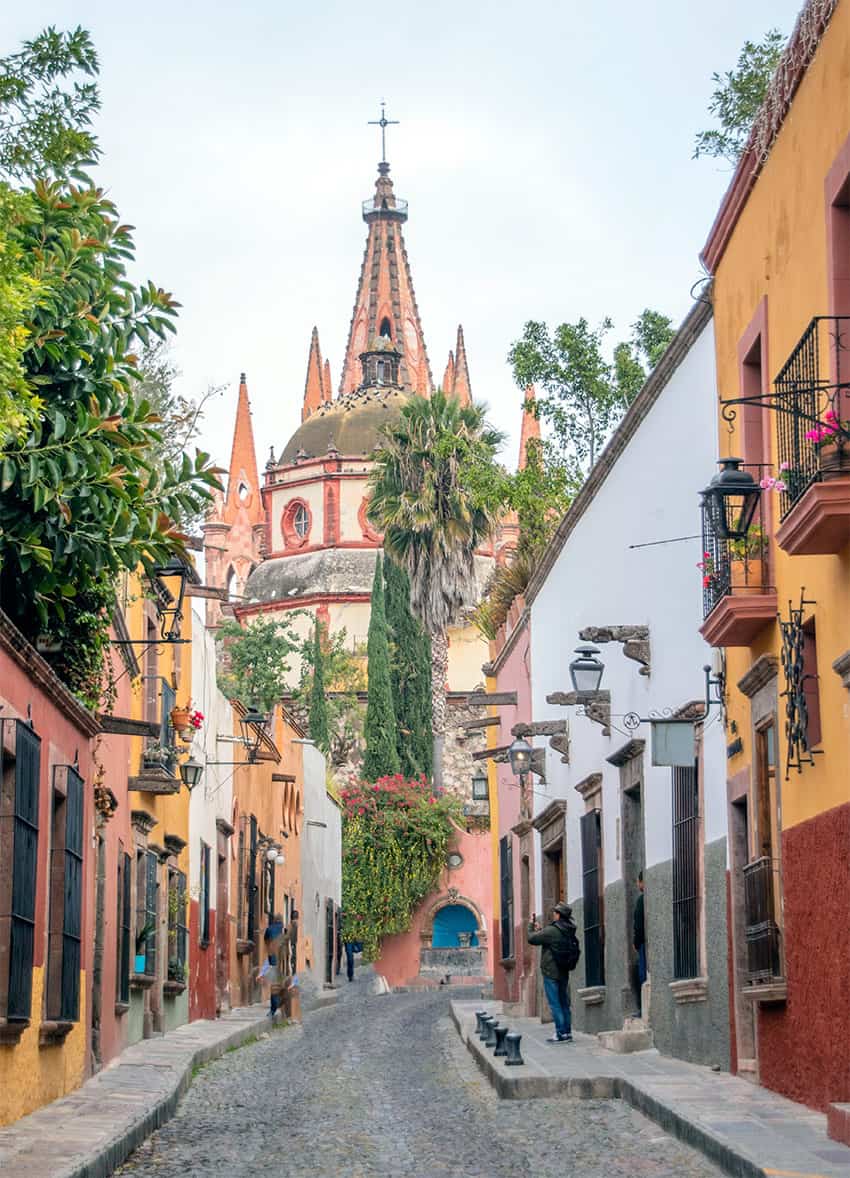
742, 856, 783, 984
672, 764, 700, 981
700, 464, 772, 620
118, 851, 131, 1004
499, 836, 514, 961
247, 816, 258, 945
580, 809, 605, 987
140, 850, 158, 976
6, 719, 41, 1021
49, 766, 84, 1022
199, 844, 211, 946
779, 591, 822, 776
168, 869, 188, 976
141, 676, 177, 776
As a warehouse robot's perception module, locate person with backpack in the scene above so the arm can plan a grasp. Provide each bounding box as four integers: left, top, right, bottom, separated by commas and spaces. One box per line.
528, 901, 581, 1043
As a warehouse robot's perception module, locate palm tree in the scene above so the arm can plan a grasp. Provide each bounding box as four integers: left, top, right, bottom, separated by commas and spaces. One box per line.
367, 390, 503, 786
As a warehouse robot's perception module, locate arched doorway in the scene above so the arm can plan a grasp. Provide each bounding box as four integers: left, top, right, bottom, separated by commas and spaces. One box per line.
432, 904, 479, 947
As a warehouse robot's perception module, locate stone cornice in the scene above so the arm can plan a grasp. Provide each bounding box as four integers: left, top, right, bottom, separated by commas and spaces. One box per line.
607, 739, 645, 767
0, 610, 100, 738
832, 649, 850, 690
526, 298, 713, 606
737, 655, 779, 699
574, 772, 603, 802
531, 799, 566, 833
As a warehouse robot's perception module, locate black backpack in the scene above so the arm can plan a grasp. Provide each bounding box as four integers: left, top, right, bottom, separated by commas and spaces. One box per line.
550, 924, 581, 972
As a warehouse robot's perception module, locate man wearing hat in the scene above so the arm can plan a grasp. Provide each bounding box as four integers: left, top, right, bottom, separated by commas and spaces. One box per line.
528, 901, 580, 1043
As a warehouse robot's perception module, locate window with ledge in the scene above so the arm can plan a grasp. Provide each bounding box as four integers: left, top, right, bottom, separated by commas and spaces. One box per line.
580, 809, 604, 987
136, 849, 159, 976
744, 720, 784, 984
46, 765, 84, 1022
499, 836, 514, 960
672, 763, 701, 981
117, 849, 131, 1004
0, 719, 41, 1028
168, 868, 188, 978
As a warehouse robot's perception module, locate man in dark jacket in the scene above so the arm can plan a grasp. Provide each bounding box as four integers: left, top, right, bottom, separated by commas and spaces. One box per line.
528, 901, 577, 1043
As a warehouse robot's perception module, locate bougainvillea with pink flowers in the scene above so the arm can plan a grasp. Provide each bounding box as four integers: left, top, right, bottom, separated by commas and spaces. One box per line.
341, 774, 464, 960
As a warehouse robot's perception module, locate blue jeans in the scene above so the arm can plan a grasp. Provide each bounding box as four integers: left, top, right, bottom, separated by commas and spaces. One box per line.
543, 975, 571, 1037
344, 942, 355, 981
637, 944, 647, 987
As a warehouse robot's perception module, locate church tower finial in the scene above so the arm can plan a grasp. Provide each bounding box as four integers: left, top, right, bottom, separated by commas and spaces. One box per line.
452, 325, 472, 406
338, 140, 434, 398
303, 327, 327, 421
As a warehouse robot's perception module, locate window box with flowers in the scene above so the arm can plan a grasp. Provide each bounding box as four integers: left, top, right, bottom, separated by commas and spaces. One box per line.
700, 496, 776, 649
776, 412, 850, 556
170, 702, 205, 742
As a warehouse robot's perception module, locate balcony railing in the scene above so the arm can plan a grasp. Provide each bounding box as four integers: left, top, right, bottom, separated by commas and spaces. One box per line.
774, 315, 850, 518
742, 856, 782, 985
700, 463, 772, 620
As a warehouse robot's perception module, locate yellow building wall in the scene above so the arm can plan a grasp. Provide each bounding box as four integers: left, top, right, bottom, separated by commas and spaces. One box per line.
711, 0, 850, 830
0, 969, 87, 1127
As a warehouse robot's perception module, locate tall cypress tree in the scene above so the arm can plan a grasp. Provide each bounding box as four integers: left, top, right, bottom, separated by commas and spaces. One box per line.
384, 555, 433, 780
362, 553, 400, 781
308, 617, 330, 754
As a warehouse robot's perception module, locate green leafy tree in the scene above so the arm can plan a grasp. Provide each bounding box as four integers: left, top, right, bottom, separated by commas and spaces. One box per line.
508, 310, 673, 479
0, 26, 100, 181
294, 625, 365, 768
368, 392, 503, 786
0, 186, 40, 441
384, 555, 432, 780
362, 554, 399, 781
308, 618, 330, 754
341, 775, 463, 960
694, 28, 785, 163
216, 615, 301, 714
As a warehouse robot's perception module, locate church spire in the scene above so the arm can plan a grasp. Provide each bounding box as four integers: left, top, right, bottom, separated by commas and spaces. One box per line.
452, 325, 472, 406
338, 151, 433, 397
518, 385, 541, 470
323, 358, 333, 402
441, 350, 455, 395
224, 373, 262, 524
302, 327, 327, 421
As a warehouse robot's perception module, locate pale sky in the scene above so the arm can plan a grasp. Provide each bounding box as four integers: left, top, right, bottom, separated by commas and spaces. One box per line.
7, 1, 803, 471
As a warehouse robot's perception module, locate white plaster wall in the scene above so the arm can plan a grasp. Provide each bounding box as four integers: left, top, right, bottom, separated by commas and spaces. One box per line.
268, 479, 325, 550
189, 604, 236, 903
338, 476, 370, 541
529, 317, 727, 907
299, 742, 342, 989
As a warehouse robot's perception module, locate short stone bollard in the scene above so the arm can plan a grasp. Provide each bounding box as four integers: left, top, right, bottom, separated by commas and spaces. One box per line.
474, 1010, 488, 1036
484, 1018, 500, 1048
504, 1031, 524, 1066
479, 1015, 495, 1040
493, 1025, 509, 1057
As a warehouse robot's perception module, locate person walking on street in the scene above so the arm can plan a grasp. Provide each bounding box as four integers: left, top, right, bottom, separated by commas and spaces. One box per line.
528, 901, 580, 1043
634, 871, 647, 992
262, 913, 284, 1019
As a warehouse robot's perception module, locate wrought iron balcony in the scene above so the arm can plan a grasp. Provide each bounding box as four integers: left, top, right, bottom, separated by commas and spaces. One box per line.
773, 316, 850, 517
699, 465, 775, 647
742, 856, 783, 985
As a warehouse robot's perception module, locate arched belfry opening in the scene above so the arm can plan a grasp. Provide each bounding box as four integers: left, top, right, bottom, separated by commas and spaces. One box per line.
379, 317, 392, 339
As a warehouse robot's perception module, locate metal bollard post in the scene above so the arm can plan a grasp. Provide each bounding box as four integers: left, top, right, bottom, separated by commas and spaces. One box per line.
493, 1025, 509, 1057
474, 1010, 488, 1036
504, 1031, 524, 1066
484, 1018, 500, 1048
479, 1015, 495, 1040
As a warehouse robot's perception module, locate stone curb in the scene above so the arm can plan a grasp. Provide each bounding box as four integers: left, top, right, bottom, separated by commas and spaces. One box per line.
0, 1005, 276, 1178
451, 1006, 765, 1178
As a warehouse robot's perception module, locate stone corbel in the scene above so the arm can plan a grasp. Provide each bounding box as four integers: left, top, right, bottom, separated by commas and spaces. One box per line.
530, 748, 546, 783
574, 772, 602, 803
833, 650, 850, 690
546, 690, 611, 737
511, 719, 569, 769
579, 626, 651, 677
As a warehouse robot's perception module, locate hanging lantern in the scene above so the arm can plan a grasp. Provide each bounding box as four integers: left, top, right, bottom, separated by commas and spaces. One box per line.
178, 757, 203, 790
569, 645, 605, 694
152, 556, 190, 643
701, 457, 761, 541
507, 737, 533, 777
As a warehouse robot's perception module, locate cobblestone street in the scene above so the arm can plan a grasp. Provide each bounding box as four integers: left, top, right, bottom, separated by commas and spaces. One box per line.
116, 972, 724, 1178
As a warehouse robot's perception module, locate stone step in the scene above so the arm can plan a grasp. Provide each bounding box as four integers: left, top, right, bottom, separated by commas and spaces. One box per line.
597, 1027, 654, 1053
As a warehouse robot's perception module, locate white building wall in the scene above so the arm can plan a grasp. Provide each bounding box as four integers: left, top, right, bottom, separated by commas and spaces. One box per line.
529, 317, 725, 900
299, 741, 342, 991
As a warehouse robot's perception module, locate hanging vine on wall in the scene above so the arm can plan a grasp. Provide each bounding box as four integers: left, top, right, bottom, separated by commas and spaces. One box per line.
341, 774, 463, 961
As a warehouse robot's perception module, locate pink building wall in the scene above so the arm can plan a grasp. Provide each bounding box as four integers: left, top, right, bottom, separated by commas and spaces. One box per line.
491, 607, 536, 1010
375, 829, 493, 988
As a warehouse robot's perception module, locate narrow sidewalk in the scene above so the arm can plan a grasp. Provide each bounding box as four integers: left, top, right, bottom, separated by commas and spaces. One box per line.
452, 1000, 850, 1178
0, 1004, 276, 1178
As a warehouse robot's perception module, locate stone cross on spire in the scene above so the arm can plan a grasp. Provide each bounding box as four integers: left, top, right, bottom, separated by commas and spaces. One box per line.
368, 101, 399, 165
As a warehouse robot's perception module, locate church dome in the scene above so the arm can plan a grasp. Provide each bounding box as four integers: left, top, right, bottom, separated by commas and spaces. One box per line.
280, 387, 409, 464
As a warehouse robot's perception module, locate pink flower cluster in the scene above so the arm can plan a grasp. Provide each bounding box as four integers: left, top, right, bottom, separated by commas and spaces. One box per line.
340, 773, 443, 819
189, 709, 205, 730
760, 461, 790, 492
805, 409, 847, 447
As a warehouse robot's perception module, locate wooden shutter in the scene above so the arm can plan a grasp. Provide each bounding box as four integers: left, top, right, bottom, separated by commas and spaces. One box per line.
499, 836, 514, 961
201, 844, 211, 945
119, 851, 131, 1003
60, 767, 84, 1021
9, 721, 41, 1020
672, 764, 700, 980
580, 809, 604, 987
247, 816, 257, 944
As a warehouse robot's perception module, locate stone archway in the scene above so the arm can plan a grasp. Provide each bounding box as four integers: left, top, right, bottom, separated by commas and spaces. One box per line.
419, 891, 488, 949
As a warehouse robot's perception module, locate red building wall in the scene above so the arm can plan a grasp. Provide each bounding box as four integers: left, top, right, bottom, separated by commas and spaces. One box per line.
188, 901, 217, 1022
757, 802, 850, 1110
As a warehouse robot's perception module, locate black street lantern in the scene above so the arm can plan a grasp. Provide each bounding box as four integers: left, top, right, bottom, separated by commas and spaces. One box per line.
508, 737, 533, 777
569, 645, 605, 694
471, 767, 489, 800
701, 457, 761, 541
153, 556, 189, 642
239, 707, 268, 763
179, 757, 204, 790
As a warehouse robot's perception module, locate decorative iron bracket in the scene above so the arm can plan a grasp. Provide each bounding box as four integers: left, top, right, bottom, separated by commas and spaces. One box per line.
779, 588, 822, 777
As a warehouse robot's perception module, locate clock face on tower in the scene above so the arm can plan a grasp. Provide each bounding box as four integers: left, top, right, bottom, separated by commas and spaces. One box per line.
404, 319, 419, 361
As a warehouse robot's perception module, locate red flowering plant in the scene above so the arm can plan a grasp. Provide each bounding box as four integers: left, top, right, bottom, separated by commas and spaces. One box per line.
697, 551, 716, 588
341, 773, 464, 961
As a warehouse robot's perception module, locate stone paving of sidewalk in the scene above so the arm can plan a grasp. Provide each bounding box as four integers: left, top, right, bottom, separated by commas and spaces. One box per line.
453, 999, 850, 1178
